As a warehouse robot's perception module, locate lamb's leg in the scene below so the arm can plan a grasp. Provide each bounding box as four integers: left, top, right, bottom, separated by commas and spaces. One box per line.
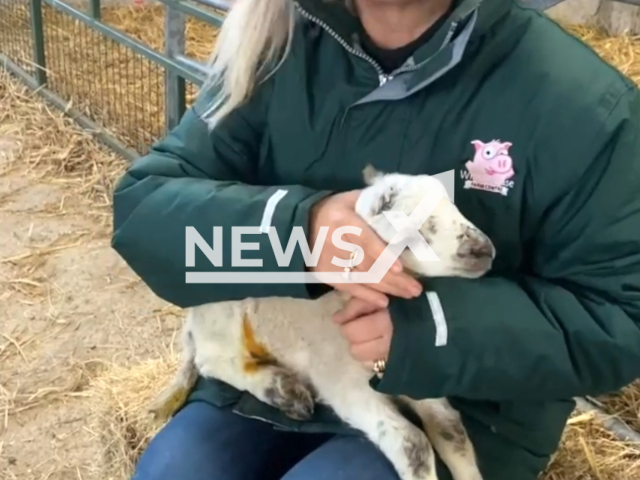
148, 327, 199, 422
198, 355, 315, 421
400, 397, 483, 480
314, 373, 438, 480
258, 364, 316, 420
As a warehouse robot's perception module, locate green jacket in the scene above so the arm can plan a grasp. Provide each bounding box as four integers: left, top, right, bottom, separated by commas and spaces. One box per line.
111, 0, 640, 478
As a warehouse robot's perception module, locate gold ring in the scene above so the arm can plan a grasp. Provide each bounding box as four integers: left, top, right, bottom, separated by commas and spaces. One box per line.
348, 250, 356, 266
372, 358, 386, 377
343, 265, 352, 280
343, 251, 357, 281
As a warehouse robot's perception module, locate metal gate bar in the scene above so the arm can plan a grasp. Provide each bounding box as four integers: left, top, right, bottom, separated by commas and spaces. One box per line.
0, 0, 227, 157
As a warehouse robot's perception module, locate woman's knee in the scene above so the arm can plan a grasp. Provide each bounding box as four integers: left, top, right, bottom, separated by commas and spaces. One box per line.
132, 401, 330, 480
132, 402, 235, 480
282, 434, 400, 480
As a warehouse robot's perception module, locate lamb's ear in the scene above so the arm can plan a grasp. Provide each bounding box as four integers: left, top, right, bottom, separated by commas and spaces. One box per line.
355, 186, 376, 218
362, 164, 383, 186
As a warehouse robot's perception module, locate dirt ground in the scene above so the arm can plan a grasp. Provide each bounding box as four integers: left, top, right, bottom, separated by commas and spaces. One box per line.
0, 72, 182, 480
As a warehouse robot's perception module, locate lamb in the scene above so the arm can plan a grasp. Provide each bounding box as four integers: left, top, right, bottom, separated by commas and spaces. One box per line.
149, 166, 495, 480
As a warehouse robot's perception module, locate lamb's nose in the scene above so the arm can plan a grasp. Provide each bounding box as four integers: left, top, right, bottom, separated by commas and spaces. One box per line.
467, 241, 494, 259
457, 228, 495, 260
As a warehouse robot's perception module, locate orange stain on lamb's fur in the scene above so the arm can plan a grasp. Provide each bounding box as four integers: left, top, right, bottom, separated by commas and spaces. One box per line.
241, 313, 275, 373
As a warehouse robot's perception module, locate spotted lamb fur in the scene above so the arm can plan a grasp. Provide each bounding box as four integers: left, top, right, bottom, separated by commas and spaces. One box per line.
149, 166, 495, 480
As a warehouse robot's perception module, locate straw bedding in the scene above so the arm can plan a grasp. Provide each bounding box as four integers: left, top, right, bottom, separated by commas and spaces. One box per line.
0, 66, 183, 480
0, 4, 639, 480
0, 2, 220, 151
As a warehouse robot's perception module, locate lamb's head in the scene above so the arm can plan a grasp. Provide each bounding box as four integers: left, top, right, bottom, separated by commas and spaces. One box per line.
355, 166, 495, 278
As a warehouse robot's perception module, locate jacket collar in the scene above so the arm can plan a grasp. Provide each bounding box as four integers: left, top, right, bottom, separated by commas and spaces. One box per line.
293, 0, 514, 100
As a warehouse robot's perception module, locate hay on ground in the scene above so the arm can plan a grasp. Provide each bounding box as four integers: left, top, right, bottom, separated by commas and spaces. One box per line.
597, 381, 640, 434
0, 69, 133, 439
0, 68, 126, 208
0, 68, 129, 328
542, 410, 640, 480
88, 356, 180, 480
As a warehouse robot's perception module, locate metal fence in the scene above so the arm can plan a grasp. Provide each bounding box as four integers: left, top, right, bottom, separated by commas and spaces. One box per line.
2, 0, 639, 160
0, 0, 227, 159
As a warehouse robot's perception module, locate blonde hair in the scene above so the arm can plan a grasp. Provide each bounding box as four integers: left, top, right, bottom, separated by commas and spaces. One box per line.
200, 0, 296, 128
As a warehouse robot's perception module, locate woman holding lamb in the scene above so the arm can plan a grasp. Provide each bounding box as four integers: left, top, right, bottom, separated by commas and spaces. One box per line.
110, 0, 640, 478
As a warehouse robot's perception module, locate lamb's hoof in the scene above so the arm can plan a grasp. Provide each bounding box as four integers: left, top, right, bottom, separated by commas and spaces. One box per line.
264, 369, 315, 421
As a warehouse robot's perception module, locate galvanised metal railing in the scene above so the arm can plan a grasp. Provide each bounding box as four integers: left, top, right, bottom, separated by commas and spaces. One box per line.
2, 0, 639, 160
0, 0, 228, 159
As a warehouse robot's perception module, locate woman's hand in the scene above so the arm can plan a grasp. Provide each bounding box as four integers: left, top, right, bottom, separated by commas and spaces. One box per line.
308, 190, 422, 307
333, 296, 392, 364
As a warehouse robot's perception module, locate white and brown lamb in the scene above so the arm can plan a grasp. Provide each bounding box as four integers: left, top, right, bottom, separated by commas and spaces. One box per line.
149, 166, 495, 480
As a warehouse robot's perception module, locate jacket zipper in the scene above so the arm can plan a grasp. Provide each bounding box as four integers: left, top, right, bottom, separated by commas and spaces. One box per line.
294, 2, 458, 86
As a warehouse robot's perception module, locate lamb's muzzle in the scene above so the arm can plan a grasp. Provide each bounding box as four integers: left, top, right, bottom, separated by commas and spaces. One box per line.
454, 225, 495, 278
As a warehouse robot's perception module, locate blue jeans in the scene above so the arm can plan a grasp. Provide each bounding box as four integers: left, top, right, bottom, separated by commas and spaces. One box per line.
132, 401, 400, 480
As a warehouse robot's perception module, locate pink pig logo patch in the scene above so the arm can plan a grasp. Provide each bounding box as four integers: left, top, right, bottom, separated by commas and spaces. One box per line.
462, 139, 515, 196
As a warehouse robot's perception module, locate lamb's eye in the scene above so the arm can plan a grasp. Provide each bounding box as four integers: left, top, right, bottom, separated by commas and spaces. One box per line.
426, 217, 437, 234
378, 190, 396, 212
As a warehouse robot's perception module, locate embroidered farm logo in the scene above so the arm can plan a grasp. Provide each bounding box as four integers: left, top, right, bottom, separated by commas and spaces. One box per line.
460, 140, 515, 196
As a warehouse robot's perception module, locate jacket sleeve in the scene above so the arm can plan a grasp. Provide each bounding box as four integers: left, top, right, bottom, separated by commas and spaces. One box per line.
111, 83, 332, 308
373, 86, 640, 402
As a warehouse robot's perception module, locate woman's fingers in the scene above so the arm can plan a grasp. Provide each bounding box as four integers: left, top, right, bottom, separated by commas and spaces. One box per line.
348, 217, 402, 273
350, 337, 390, 364
337, 189, 363, 209
333, 296, 380, 324
330, 248, 391, 306
337, 282, 388, 309
337, 308, 392, 363
310, 193, 422, 300
369, 274, 418, 299
348, 216, 423, 295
